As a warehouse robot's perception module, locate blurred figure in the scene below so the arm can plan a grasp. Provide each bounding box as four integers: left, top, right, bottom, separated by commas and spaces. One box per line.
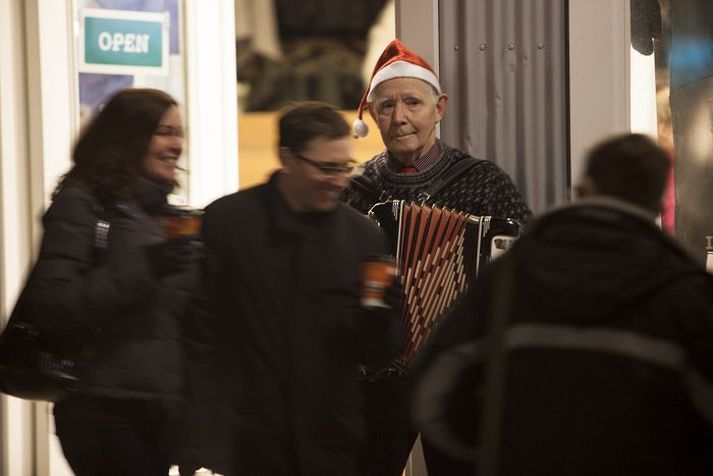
192, 101, 401, 475
23, 88, 198, 475
413, 133, 713, 474
342, 38, 531, 476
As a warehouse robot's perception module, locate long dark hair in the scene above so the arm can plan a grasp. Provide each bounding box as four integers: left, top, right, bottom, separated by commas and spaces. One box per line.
59, 88, 177, 200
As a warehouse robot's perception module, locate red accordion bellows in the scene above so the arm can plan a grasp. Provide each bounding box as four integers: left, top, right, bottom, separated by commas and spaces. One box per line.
369, 200, 521, 369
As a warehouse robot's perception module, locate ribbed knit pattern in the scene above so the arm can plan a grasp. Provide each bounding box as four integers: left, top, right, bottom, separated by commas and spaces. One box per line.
342, 140, 533, 225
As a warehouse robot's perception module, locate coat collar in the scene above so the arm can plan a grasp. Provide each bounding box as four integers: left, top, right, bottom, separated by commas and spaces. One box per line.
266, 171, 336, 236
134, 175, 171, 215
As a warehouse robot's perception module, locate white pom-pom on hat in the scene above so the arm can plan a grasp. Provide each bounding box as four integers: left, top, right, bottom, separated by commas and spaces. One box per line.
352, 118, 369, 138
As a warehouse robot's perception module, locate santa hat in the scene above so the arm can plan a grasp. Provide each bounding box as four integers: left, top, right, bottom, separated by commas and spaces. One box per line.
353, 39, 441, 138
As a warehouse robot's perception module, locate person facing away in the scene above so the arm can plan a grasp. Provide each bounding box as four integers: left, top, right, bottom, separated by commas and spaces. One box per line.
413, 133, 713, 475
21, 88, 198, 475
192, 101, 402, 476
340, 38, 532, 476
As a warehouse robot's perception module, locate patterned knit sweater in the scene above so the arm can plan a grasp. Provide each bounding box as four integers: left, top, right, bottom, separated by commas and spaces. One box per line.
341, 140, 533, 225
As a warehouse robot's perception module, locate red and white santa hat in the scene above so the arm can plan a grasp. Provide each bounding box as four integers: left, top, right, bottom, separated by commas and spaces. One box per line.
353, 39, 441, 138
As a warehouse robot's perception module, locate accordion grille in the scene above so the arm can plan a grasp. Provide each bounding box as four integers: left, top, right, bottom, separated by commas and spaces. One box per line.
396, 202, 479, 366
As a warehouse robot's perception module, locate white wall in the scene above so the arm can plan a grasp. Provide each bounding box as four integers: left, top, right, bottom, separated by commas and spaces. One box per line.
17, 0, 77, 473
0, 1, 35, 474
630, 47, 658, 139
395, 0, 439, 76
185, 0, 240, 205
568, 0, 631, 186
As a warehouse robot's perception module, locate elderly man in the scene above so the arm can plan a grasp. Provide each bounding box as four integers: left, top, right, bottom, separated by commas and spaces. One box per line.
341, 39, 532, 476
343, 39, 531, 222
414, 134, 713, 474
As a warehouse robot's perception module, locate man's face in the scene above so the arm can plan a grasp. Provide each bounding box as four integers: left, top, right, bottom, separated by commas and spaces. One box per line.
368, 77, 448, 166
280, 135, 354, 212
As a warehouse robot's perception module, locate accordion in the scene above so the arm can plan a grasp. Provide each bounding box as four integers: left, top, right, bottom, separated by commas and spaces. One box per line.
369, 200, 521, 370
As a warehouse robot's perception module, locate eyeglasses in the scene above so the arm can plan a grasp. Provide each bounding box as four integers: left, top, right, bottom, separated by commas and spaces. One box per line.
290, 149, 355, 176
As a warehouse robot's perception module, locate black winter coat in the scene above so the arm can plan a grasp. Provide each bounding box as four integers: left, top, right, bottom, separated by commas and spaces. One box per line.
414, 198, 713, 475
193, 174, 401, 475
22, 179, 195, 400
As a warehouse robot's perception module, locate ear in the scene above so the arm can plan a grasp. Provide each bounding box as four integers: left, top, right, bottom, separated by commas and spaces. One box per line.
367, 102, 377, 121
278, 147, 291, 171
435, 93, 448, 123
576, 176, 598, 198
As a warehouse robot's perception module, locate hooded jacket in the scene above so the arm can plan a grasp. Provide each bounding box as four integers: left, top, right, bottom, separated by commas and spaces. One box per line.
20, 178, 196, 400
414, 198, 713, 475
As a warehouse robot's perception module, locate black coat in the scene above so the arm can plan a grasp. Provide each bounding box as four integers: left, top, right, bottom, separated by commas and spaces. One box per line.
414, 198, 713, 475
193, 174, 401, 475
22, 180, 195, 400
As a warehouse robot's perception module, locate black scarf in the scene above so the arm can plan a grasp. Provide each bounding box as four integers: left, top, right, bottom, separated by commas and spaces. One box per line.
134, 176, 172, 215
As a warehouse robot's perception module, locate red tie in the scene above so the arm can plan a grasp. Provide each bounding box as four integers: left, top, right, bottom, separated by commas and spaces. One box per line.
400, 165, 418, 174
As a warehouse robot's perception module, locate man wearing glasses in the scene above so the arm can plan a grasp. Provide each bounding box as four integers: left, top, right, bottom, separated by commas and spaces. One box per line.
191, 101, 401, 475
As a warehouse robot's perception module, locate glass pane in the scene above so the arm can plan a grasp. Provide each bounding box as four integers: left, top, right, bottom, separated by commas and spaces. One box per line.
235, 0, 394, 189
648, 0, 713, 266
72, 0, 189, 200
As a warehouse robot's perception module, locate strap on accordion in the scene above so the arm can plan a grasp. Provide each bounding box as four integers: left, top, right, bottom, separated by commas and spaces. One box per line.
351, 157, 483, 206
420, 157, 483, 204
349, 174, 382, 204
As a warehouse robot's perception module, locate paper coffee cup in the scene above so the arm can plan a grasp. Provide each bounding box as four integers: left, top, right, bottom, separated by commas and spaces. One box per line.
361, 255, 397, 308
160, 208, 203, 239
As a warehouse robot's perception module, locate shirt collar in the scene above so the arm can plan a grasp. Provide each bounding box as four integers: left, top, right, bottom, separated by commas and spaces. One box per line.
386, 141, 442, 173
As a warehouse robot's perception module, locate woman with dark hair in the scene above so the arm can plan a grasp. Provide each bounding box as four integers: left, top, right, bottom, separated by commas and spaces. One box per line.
24, 88, 197, 475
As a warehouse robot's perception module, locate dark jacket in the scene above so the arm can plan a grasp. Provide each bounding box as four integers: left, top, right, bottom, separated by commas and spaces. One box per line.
414, 198, 713, 475
22, 179, 195, 400
193, 174, 401, 475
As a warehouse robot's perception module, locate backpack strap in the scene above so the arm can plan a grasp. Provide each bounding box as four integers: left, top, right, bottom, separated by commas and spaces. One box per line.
92, 201, 110, 264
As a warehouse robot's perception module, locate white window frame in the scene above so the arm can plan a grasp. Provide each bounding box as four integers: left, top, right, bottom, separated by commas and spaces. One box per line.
0, 1, 238, 474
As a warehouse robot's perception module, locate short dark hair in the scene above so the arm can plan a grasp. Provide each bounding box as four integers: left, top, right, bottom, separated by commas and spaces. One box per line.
584, 133, 670, 213
278, 101, 350, 153
62, 88, 177, 199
